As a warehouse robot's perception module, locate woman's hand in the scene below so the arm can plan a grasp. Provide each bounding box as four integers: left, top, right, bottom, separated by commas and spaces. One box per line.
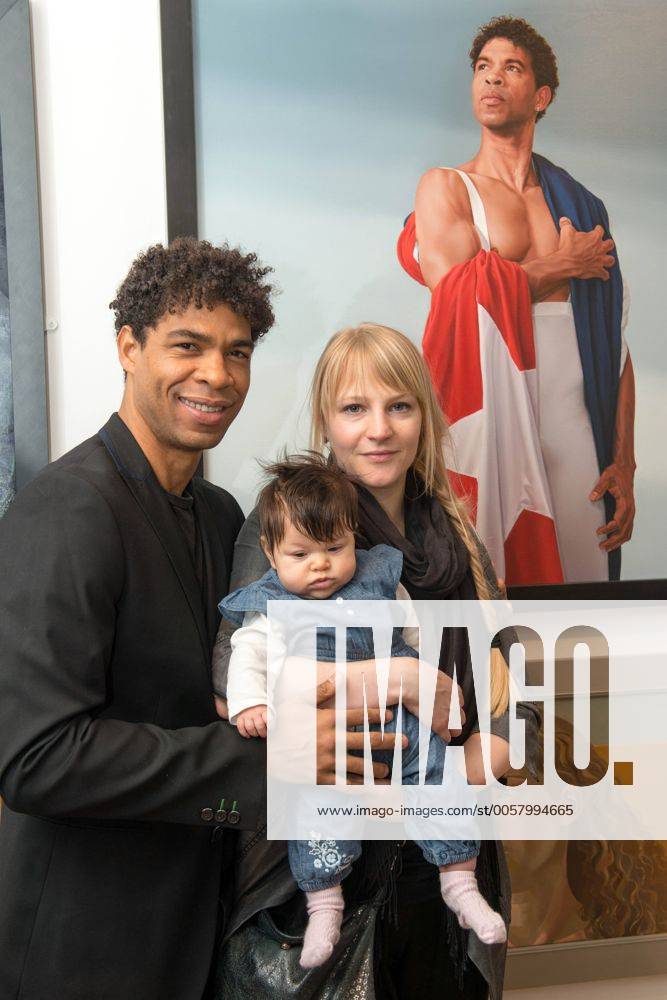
399, 658, 465, 742
343, 656, 420, 711
341, 657, 464, 741
463, 733, 511, 785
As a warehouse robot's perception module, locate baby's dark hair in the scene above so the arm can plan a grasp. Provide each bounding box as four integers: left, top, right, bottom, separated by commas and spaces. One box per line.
258, 453, 358, 552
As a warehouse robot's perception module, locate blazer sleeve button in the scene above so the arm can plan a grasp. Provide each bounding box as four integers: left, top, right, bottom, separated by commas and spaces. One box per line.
215, 808, 227, 823
228, 810, 240, 825
201, 807, 214, 822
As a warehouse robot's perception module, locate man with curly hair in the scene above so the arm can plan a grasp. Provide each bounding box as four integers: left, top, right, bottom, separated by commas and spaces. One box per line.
0, 236, 402, 998
0, 238, 277, 999
399, 16, 635, 585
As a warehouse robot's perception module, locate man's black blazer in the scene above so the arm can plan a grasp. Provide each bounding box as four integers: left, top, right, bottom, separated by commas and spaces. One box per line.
0, 414, 265, 1000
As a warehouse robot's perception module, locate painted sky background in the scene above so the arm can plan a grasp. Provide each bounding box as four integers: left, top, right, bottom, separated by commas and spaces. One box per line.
193, 0, 667, 580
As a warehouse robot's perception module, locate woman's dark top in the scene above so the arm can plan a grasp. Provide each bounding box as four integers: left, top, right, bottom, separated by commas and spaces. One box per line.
353, 476, 519, 908
217, 476, 541, 999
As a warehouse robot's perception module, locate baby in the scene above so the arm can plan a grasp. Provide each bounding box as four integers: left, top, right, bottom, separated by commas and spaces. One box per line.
217, 456, 506, 968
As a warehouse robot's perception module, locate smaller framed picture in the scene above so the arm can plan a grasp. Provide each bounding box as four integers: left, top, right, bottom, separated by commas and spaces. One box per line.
0, 122, 12, 516
505, 680, 667, 989
0, 0, 47, 515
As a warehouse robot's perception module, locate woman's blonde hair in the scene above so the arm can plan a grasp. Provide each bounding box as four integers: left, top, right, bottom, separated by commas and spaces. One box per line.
310, 322, 509, 717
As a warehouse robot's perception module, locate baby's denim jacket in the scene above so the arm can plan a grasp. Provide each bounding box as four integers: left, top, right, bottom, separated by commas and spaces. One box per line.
218, 543, 417, 662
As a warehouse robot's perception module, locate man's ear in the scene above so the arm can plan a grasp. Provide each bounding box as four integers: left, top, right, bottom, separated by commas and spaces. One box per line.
535, 85, 552, 115
117, 324, 141, 376
260, 534, 276, 569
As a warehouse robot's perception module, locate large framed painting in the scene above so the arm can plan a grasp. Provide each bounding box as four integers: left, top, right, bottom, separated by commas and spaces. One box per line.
163, 0, 666, 592
160, 1, 667, 988
0, 0, 47, 517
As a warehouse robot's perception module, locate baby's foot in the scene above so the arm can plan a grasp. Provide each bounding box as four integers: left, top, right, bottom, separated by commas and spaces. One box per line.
300, 886, 345, 969
439, 871, 507, 945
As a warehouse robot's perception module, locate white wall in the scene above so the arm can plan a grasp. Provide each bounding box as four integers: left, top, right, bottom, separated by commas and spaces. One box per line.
30, 0, 167, 459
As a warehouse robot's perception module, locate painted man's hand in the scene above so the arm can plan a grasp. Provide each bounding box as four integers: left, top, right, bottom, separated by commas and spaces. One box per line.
590, 462, 636, 551
558, 217, 616, 281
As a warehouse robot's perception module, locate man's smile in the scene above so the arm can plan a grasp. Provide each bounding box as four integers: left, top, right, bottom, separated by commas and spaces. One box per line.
177, 394, 236, 426
178, 395, 231, 413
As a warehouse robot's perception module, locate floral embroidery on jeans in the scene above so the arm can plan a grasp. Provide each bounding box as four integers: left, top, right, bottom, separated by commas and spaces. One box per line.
307, 839, 352, 873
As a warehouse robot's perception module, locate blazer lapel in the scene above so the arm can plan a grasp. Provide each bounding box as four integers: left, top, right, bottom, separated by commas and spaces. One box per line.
98, 414, 211, 663
193, 481, 230, 650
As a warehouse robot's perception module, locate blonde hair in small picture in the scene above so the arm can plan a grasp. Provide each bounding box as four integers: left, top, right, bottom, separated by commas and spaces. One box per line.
310, 322, 509, 717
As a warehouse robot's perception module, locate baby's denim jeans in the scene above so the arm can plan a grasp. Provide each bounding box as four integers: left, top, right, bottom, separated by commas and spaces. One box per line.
287, 703, 480, 891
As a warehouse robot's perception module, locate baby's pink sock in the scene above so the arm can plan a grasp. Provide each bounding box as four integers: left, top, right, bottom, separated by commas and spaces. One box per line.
299, 885, 345, 969
439, 871, 507, 945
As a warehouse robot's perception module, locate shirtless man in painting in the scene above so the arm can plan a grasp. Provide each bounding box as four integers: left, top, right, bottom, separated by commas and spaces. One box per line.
409, 15, 635, 583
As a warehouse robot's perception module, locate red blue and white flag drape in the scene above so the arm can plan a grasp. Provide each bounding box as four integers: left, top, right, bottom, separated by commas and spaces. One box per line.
398, 214, 564, 586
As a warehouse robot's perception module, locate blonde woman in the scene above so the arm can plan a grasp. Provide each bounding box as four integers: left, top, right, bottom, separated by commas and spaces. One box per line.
214, 324, 540, 1000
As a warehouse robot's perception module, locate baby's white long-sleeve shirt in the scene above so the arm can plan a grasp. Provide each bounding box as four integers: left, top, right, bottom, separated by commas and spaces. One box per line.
226, 583, 418, 725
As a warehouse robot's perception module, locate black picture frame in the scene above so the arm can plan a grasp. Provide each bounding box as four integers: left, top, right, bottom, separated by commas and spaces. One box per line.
160, 0, 198, 241
0, 0, 47, 496
507, 578, 667, 600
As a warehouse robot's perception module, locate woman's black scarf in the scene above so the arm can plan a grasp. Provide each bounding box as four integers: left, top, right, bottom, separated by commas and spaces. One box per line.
355, 474, 474, 598
351, 474, 501, 985
354, 473, 481, 741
